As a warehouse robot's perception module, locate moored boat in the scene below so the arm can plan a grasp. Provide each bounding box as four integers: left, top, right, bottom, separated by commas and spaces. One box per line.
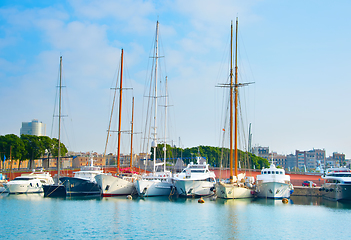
255, 162, 294, 199
173, 161, 216, 197
4, 170, 54, 194
95, 50, 139, 197
95, 171, 138, 197
135, 171, 173, 197
134, 21, 173, 197
43, 56, 67, 198
320, 167, 351, 201
215, 18, 255, 199
59, 155, 102, 197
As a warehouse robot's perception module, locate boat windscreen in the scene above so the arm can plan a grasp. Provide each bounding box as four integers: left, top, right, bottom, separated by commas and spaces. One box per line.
13, 177, 33, 181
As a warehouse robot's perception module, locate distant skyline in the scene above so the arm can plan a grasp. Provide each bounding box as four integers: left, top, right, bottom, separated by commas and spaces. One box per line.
1, 1, 351, 158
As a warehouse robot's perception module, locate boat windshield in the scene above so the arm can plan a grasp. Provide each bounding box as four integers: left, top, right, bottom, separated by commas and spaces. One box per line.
13, 177, 33, 181
191, 170, 205, 173
328, 173, 351, 177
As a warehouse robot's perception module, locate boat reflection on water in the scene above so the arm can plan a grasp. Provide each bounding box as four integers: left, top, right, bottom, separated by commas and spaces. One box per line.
63, 194, 102, 201
290, 196, 320, 206
291, 196, 351, 209
0, 192, 8, 198
215, 198, 253, 206
250, 197, 292, 205
4, 193, 44, 201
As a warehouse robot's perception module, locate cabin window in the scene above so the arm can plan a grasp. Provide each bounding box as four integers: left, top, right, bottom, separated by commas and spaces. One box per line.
263, 171, 266, 174
276, 171, 279, 174
268, 171, 271, 174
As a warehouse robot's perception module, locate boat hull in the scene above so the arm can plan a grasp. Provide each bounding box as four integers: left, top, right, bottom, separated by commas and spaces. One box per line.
43, 184, 67, 197
135, 179, 173, 197
4, 180, 43, 194
255, 182, 292, 199
95, 174, 136, 196
215, 182, 254, 199
321, 183, 351, 201
174, 179, 215, 197
60, 177, 101, 196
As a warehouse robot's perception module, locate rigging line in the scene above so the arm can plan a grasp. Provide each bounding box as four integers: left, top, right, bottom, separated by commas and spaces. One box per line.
238, 28, 257, 85
104, 56, 121, 157
139, 34, 154, 157
61, 66, 76, 152
50, 64, 60, 138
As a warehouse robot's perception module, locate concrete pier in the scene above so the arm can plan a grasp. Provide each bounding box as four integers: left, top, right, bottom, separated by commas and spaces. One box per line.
291, 186, 322, 197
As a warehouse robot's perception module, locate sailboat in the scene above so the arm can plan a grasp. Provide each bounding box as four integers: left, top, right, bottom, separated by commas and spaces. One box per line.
134, 21, 173, 197
95, 49, 139, 197
43, 56, 68, 197
215, 18, 255, 199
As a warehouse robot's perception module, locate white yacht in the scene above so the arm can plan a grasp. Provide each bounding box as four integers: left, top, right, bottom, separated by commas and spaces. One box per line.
135, 171, 173, 197
320, 167, 351, 201
95, 172, 139, 197
3, 170, 54, 194
173, 161, 216, 197
255, 163, 294, 199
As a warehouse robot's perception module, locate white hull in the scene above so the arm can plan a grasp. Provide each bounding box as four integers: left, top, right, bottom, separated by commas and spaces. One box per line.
4, 180, 44, 193
215, 182, 254, 199
321, 183, 351, 201
256, 182, 292, 199
3, 172, 54, 194
174, 179, 215, 197
135, 178, 173, 197
95, 174, 136, 196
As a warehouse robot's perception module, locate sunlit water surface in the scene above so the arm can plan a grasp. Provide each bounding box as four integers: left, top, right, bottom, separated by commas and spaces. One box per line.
1, 193, 350, 239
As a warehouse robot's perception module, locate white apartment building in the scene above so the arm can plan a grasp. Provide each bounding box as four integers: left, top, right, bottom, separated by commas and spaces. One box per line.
20, 119, 46, 136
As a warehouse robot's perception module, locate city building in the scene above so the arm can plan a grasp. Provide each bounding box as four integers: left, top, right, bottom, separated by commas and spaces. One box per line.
295, 149, 325, 170
253, 146, 269, 160
20, 119, 46, 136
272, 152, 287, 169
286, 154, 296, 170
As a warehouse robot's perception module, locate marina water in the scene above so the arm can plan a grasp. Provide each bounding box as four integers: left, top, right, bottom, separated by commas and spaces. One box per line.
1, 193, 351, 239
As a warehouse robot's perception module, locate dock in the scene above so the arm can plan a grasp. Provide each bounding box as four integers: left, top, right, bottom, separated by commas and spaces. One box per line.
291, 186, 322, 197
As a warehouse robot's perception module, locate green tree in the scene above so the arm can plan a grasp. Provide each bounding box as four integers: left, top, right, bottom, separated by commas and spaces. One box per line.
0, 134, 26, 170
21, 134, 45, 169
39, 136, 55, 169
51, 138, 68, 158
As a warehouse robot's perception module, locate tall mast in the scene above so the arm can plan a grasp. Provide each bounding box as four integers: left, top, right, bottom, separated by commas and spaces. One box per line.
163, 76, 168, 172
151, 21, 159, 173
57, 56, 62, 183
117, 49, 124, 175
234, 17, 239, 177
130, 97, 134, 169
229, 21, 234, 183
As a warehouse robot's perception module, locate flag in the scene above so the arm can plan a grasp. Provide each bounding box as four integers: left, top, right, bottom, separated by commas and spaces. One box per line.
3, 155, 5, 161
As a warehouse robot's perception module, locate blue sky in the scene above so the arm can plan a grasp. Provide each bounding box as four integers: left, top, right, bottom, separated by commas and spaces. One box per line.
1, 0, 351, 158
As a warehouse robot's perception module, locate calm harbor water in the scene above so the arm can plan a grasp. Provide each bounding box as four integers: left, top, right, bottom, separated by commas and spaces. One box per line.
1, 193, 351, 239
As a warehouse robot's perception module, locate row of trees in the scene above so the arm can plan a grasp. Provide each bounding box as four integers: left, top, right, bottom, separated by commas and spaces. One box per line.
151, 144, 269, 169
0, 134, 67, 169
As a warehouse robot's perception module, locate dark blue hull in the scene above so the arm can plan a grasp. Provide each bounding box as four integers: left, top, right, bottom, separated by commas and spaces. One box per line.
60, 177, 101, 197
43, 184, 67, 198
